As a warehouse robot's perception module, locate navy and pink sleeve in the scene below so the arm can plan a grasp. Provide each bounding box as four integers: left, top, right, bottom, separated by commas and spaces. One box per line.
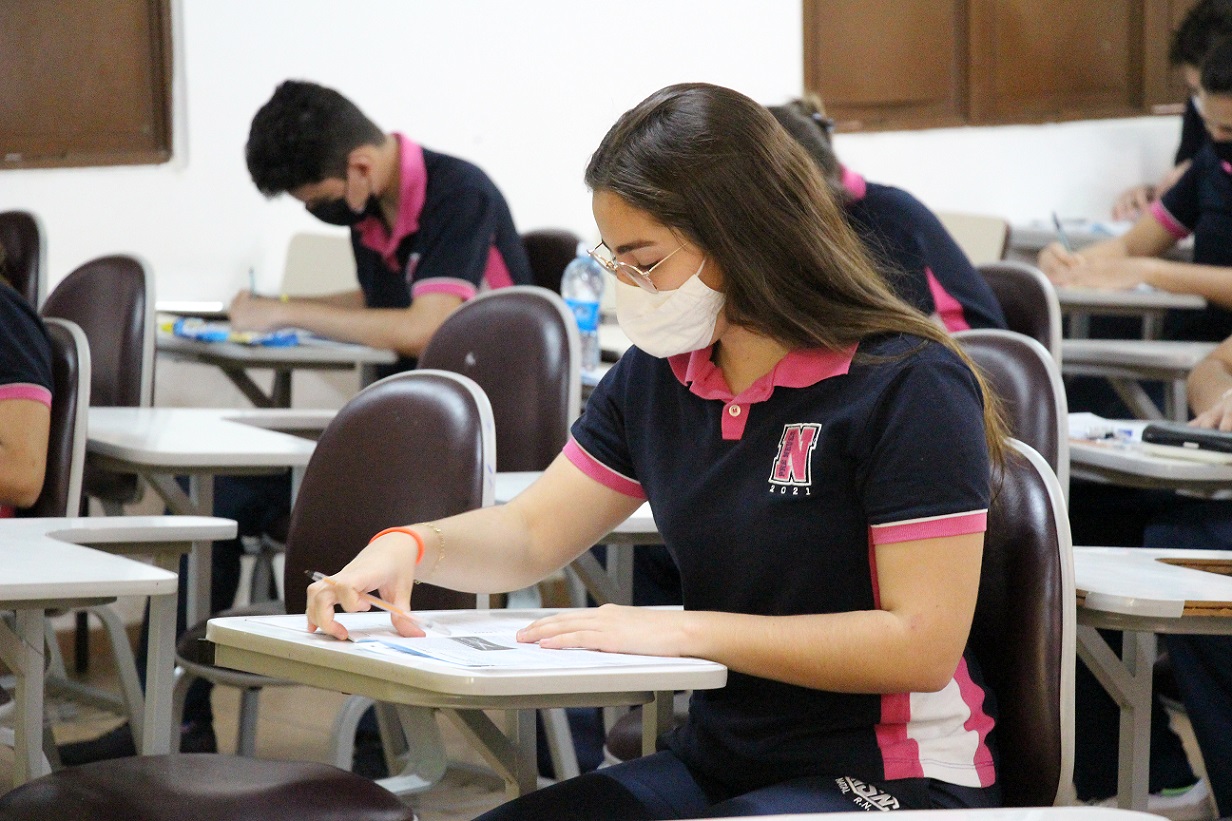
408, 183, 501, 303
564, 359, 646, 500
858, 351, 990, 545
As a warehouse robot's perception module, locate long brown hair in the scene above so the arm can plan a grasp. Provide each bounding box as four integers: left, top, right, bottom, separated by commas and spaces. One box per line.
585, 82, 1007, 465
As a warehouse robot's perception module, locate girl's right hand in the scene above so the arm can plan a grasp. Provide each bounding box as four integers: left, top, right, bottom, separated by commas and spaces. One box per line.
305, 529, 424, 640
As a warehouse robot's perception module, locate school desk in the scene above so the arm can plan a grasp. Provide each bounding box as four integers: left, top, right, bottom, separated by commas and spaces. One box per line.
206, 608, 726, 797
157, 329, 397, 408
0, 515, 234, 787
1061, 340, 1216, 421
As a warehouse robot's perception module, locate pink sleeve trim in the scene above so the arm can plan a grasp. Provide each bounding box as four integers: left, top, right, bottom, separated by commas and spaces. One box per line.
411, 277, 478, 301
869, 510, 987, 545
563, 439, 646, 500
925, 268, 972, 333
0, 383, 52, 407
1149, 200, 1190, 241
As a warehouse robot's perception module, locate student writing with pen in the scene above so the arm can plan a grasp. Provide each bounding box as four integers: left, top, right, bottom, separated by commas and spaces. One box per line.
308, 83, 1009, 819
1039, 38, 1232, 344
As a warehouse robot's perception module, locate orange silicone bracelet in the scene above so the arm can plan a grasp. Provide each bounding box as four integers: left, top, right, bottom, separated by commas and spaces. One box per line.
368, 526, 425, 564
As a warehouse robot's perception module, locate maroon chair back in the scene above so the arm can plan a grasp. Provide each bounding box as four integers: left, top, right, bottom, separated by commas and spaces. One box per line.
521, 228, 581, 294
0, 210, 44, 307
419, 286, 578, 473
955, 329, 1068, 491
977, 261, 1062, 361
970, 441, 1073, 806
282, 370, 494, 614
20, 318, 90, 518
41, 254, 152, 505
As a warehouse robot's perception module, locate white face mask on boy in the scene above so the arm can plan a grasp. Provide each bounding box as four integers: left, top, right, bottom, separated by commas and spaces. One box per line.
614, 259, 724, 358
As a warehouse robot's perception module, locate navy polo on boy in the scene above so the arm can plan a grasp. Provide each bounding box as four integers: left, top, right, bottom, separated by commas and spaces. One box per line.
565, 334, 996, 794
1152, 142, 1232, 340
841, 169, 1006, 334
350, 133, 532, 374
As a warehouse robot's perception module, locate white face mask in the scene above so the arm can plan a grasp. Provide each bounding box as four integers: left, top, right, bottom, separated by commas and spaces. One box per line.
615, 259, 724, 358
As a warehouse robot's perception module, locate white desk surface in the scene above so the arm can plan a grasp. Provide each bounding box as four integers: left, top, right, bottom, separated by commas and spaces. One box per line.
0, 515, 226, 601
1061, 339, 1216, 372
207, 610, 726, 700
1055, 286, 1205, 313
87, 406, 325, 469
157, 330, 397, 367
1075, 546, 1232, 620
1068, 437, 1232, 491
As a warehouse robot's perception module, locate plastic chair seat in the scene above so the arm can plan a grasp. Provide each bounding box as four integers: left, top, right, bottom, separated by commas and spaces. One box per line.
0, 754, 415, 821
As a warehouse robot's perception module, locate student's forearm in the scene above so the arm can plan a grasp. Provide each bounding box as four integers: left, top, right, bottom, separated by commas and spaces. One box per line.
1140, 261, 1232, 309
1188, 351, 1232, 414
682, 606, 969, 694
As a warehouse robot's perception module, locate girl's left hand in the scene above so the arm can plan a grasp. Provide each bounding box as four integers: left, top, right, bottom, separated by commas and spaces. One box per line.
516, 604, 692, 657
1048, 257, 1153, 291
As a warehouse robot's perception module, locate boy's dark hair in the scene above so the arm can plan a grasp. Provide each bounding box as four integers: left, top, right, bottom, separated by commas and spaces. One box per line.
1170, 0, 1232, 68
1202, 35, 1232, 94
245, 80, 385, 197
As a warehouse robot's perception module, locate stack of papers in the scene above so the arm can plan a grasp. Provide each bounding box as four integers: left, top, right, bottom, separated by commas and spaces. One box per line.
251, 610, 717, 672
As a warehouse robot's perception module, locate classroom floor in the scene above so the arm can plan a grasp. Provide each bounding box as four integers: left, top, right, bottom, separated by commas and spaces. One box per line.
0, 638, 1212, 820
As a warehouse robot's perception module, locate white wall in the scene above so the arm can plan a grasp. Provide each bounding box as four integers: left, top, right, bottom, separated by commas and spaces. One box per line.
0, 0, 1182, 311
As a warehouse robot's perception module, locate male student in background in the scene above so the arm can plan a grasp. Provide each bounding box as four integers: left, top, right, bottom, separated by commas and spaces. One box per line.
60, 78, 533, 771
233, 78, 533, 374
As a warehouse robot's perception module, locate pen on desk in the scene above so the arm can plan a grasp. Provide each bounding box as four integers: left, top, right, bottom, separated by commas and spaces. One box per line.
306, 571, 449, 634
1051, 211, 1074, 253
247, 266, 256, 295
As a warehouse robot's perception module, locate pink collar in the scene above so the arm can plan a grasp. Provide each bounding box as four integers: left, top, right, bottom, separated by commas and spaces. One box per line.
840, 166, 867, 200
668, 344, 856, 404
356, 133, 428, 271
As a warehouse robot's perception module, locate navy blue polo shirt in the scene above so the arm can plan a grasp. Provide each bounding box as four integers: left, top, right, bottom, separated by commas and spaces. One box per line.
348, 133, 533, 374
565, 334, 996, 793
1176, 97, 1207, 166
1153, 143, 1232, 340
0, 280, 53, 517
841, 170, 1006, 334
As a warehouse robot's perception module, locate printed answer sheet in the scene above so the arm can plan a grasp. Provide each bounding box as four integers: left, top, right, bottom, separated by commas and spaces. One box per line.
246, 610, 716, 672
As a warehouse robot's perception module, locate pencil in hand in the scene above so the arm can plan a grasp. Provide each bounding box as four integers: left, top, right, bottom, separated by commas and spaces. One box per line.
306, 571, 449, 635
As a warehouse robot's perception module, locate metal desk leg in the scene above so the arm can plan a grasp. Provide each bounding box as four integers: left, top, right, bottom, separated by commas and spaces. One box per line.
2, 609, 49, 785
1076, 624, 1155, 811
143, 591, 176, 754
643, 690, 674, 757
443, 708, 538, 798
186, 474, 214, 627
220, 366, 277, 409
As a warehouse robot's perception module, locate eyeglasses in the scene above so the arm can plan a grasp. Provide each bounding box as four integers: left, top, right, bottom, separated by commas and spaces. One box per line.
810, 112, 836, 134
587, 243, 683, 294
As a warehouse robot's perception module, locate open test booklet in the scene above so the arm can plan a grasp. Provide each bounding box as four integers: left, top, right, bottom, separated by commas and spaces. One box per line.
244, 610, 718, 672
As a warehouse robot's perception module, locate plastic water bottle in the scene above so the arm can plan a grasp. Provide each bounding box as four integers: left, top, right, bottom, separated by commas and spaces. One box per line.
560, 244, 605, 375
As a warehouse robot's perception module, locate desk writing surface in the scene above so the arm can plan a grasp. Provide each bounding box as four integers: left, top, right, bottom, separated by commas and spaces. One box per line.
0, 515, 232, 601
1075, 546, 1232, 619
1055, 287, 1205, 313
157, 330, 397, 367
207, 610, 726, 698
1061, 339, 1216, 371
87, 407, 318, 468
1068, 436, 1232, 490
494, 471, 659, 538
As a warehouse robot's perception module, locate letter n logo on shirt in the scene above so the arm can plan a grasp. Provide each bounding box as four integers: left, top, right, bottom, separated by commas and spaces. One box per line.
770, 423, 821, 487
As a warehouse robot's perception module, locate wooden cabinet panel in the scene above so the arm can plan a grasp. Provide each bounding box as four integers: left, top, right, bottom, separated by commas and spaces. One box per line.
803, 0, 1186, 131
969, 0, 1142, 123
0, 0, 172, 169
804, 0, 967, 129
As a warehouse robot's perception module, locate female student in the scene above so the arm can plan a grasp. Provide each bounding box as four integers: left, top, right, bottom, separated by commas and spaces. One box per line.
1040, 36, 1232, 344
767, 96, 1007, 335
308, 83, 1008, 819
0, 247, 53, 518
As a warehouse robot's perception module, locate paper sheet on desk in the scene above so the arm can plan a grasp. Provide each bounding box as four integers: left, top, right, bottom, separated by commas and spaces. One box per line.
304, 610, 715, 672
